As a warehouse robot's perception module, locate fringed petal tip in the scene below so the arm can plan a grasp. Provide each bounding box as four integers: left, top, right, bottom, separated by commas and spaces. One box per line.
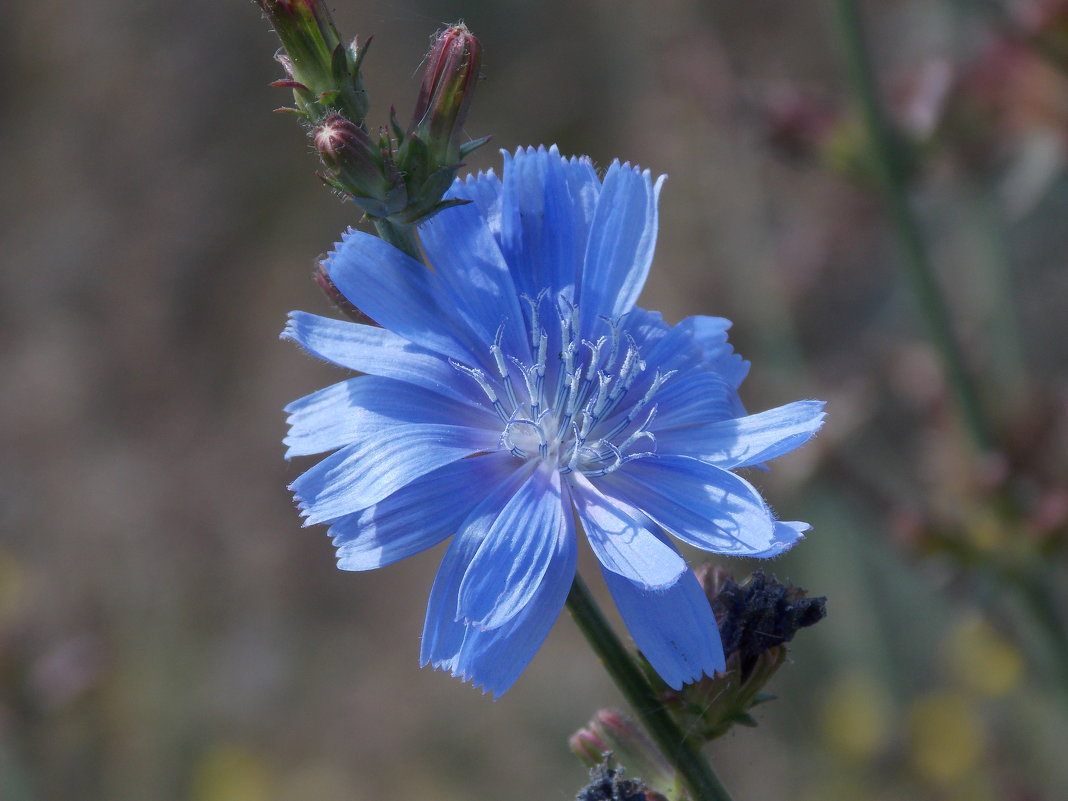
422, 657, 509, 698
501, 144, 664, 185
746, 520, 810, 559
279, 311, 299, 343
603, 157, 666, 190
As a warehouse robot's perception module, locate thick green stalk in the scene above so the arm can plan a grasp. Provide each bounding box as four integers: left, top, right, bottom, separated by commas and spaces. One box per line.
566, 575, 735, 801
829, 0, 995, 454
373, 219, 423, 262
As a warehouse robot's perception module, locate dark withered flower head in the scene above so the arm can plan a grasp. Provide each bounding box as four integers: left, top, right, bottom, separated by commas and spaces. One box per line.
577, 757, 665, 801
706, 567, 827, 681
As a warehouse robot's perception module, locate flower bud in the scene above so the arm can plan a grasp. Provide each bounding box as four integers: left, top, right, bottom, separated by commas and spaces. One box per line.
408, 24, 484, 167
256, 0, 369, 122
313, 261, 371, 324
570, 709, 675, 792
312, 114, 408, 218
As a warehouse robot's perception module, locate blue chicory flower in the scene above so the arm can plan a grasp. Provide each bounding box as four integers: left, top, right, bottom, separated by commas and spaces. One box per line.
282, 145, 825, 696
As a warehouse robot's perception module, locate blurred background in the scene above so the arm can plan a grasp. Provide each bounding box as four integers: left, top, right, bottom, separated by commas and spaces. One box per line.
3, 0, 1068, 799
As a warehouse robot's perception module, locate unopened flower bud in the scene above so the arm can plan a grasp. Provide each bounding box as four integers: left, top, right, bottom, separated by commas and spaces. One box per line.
408, 24, 486, 166
312, 114, 406, 217
571, 710, 674, 796
314, 261, 371, 324
569, 724, 610, 768
256, 0, 370, 122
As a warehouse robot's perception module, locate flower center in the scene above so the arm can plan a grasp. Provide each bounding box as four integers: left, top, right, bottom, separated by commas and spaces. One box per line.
452, 292, 674, 477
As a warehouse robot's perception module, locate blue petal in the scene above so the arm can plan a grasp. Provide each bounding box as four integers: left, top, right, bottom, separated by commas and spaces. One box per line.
325, 229, 483, 365
416, 476, 576, 700
457, 464, 570, 629
676, 316, 750, 390
421, 464, 577, 695
577, 161, 664, 329
419, 192, 532, 362
328, 452, 515, 571
499, 145, 600, 301
291, 423, 501, 525
603, 560, 725, 689
282, 312, 477, 406
602, 455, 780, 556
420, 466, 531, 674
655, 401, 826, 468
643, 371, 737, 430
283, 375, 499, 459
454, 502, 576, 695
448, 170, 503, 238
747, 520, 809, 559
569, 473, 686, 589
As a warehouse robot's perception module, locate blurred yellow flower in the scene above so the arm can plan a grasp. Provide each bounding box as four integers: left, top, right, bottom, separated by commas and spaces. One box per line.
189, 743, 271, 801
907, 690, 984, 786
947, 616, 1024, 697
819, 671, 892, 761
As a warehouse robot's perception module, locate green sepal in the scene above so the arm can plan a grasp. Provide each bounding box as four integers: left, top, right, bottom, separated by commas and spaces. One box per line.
459, 134, 492, 159
330, 41, 352, 84
389, 107, 406, 146
749, 692, 777, 707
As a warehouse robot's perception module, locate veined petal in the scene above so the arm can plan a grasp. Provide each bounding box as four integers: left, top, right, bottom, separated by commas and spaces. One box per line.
603, 561, 725, 689
578, 161, 664, 328
282, 312, 477, 406
499, 145, 600, 301
449, 169, 503, 238
457, 464, 570, 630
645, 371, 736, 430
419, 193, 532, 362
325, 228, 482, 365
655, 400, 826, 468
453, 494, 576, 695
569, 473, 686, 589
283, 375, 498, 459
420, 463, 539, 669
676, 315, 751, 390
291, 422, 501, 525
420, 478, 576, 697
602, 455, 778, 556
328, 452, 515, 571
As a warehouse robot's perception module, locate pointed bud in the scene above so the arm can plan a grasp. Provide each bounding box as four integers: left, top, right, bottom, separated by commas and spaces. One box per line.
571, 709, 675, 793
312, 114, 408, 217
255, 0, 369, 122
408, 24, 484, 168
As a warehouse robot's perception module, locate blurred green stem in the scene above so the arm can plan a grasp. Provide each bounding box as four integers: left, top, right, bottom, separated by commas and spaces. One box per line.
566, 575, 735, 801
829, 0, 995, 454
1002, 566, 1068, 707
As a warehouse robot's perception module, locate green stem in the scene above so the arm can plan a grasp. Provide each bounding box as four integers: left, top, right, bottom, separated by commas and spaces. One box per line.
1002, 567, 1068, 709
566, 575, 735, 801
829, 0, 995, 454
373, 219, 423, 262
